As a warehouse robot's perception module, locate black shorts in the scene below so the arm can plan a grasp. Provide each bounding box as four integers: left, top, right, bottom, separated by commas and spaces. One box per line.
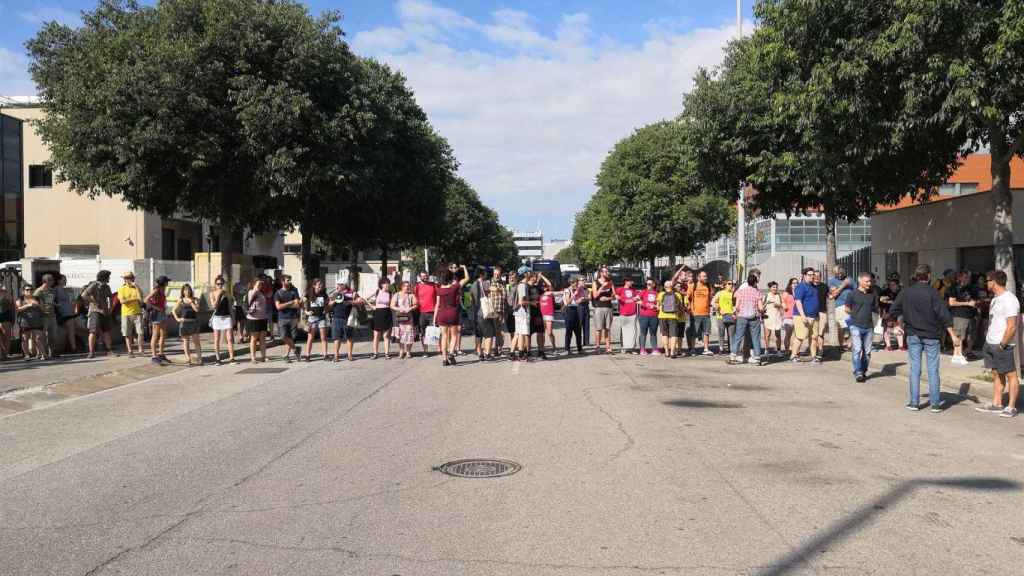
659, 319, 678, 337
529, 310, 544, 335
983, 343, 1016, 375
418, 311, 434, 333
478, 318, 498, 338
246, 318, 268, 333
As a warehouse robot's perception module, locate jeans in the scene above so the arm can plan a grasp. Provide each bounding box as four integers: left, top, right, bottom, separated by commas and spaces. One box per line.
716, 318, 733, 352
731, 317, 763, 358
579, 302, 590, 346
638, 315, 659, 350
907, 334, 941, 407
564, 306, 583, 352
849, 324, 873, 376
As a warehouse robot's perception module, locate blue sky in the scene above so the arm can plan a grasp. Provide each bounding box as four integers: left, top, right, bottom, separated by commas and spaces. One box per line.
0, 0, 752, 239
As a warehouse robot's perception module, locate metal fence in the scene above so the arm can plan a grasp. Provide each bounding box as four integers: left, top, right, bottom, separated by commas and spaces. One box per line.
837, 246, 871, 280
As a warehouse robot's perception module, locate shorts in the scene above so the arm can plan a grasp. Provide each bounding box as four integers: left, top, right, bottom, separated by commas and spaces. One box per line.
542, 314, 554, 323
121, 314, 144, 338
593, 307, 613, 331
88, 312, 111, 334
817, 312, 829, 334
983, 343, 1016, 375
307, 316, 326, 332
149, 310, 167, 326
834, 307, 849, 328
659, 318, 678, 337
246, 318, 268, 333
331, 318, 352, 342
783, 318, 794, 327
279, 318, 300, 339
419, 311, 435, 334
952, 317, 973, 340
478, 317, 498, 338
794, 316, 821, 340
233, 305, 246, 325
211, 315, 233, 331
179, 319, 199, 337
529, 311, 544, 335
690, 315, 711, 339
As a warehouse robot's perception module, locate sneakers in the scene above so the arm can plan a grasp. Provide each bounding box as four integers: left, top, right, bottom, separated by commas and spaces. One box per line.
975, 404, 1004, 414
702, 349, 714, 357
728, 354, 740, 365
790, 355, 801, 363
951, 354, 968, 366
930, 403, 944, 413
640, 349, 649, 356
1000, 407, 1018, 418
651, 349, 662, 356
811, 356, 822, 364
906, 403, 921, 411
855, 373, 866, 383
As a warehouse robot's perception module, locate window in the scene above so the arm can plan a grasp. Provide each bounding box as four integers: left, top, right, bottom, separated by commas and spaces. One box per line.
161, 228, 176, 260
938, 182, 979, 196
28, 165, 52, 188
176, 238, 192, 260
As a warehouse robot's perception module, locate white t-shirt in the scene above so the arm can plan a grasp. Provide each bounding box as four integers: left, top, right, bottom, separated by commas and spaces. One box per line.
986, 291, 1020, 345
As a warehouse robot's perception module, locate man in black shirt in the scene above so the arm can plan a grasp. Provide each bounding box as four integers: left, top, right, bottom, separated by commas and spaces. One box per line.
813, 270, 829, 355
846, 272, 878, 382
947, 270, 978, 363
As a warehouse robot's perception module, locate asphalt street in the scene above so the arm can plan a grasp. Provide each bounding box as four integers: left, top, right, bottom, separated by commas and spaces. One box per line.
1, 333, 1022, 575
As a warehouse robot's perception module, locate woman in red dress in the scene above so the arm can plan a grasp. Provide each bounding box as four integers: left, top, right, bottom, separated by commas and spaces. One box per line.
434, 264, 469, 366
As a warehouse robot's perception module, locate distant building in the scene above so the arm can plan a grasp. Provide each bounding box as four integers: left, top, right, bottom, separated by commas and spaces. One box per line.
513, 230, 543, 261
543, 239, 570, 260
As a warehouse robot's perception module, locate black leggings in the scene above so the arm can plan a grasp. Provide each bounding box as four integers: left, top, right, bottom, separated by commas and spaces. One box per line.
564, 306, 583, 352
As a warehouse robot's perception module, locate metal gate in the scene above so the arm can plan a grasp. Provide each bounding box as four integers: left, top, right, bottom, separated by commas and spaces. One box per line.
837, 246, 871, 280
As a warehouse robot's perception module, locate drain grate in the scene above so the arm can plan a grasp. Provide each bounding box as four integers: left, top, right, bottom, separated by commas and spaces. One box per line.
435, 459, 522, 479
236, 367, 289, 374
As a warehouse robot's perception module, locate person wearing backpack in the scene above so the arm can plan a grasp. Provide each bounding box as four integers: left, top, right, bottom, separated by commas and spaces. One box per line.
657, 279, 684, 358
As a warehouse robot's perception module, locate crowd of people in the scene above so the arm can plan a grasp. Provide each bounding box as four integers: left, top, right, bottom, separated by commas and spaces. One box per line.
1, 261, 1018, 418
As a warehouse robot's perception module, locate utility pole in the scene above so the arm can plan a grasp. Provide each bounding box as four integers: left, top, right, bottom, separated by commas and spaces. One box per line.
734, 0, 746, 282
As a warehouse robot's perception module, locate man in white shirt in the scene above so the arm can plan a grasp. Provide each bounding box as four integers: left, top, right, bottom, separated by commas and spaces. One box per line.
975, 270, 1019, 418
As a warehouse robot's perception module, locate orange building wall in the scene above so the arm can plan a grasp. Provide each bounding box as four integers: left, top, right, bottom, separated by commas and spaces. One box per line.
877, 154, 1024, 212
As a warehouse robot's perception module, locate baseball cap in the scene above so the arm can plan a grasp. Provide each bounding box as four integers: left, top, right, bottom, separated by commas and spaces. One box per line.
156, 275, 170, 285
517, 265, 530, 275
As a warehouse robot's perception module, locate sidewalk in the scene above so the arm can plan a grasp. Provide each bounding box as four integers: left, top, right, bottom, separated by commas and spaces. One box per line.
834, 346, 1004, 405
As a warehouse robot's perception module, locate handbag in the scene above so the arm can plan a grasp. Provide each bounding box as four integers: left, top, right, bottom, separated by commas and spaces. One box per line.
480, 293, 495, 319
346, 308, 360, 328
873, 316, 884, 335
424, 325, 441, 345
722, 314, 736, 325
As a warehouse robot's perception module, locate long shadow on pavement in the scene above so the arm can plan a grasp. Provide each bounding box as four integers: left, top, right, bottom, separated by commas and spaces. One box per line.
755, 476, 1020, 576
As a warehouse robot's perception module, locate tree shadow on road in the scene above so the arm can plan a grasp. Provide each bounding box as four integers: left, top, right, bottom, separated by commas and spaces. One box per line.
756, 476, 1020, 576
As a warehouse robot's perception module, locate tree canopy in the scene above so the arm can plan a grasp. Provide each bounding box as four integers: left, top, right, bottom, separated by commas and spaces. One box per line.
572, 120, 733, 269
414, 178, 520, 273
27, 0, 454, 276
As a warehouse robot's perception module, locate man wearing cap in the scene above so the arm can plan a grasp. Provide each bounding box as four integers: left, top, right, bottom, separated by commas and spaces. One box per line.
81, 270, 115, 358
117, 271, 145, 357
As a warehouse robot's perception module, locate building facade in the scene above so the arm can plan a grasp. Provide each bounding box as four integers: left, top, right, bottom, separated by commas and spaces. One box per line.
871, 154, 1024, 283
513, 230, 543, 261
0, 103, 283, 268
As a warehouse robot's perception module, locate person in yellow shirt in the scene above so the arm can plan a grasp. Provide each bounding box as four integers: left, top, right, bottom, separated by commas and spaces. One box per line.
117, 272, 145, 357
657, 280, 685, 358
712, 280, 735, 355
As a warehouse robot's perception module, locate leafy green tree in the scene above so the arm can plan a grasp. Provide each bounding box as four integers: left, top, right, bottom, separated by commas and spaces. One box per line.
414, 178, 519, 273
687, 0, 1023, 284
573, 121, 733, 272
27, 0, 454, 278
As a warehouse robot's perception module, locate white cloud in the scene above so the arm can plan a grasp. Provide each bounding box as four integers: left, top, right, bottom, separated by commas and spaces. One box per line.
17, 4, 81, 27
0, 48, 36, 97
353, 1, 744, 237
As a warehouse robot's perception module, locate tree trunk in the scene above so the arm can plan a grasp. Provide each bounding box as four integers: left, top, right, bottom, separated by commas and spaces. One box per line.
824, 214, 837, 277
381, 244, 389, 279
991, 131, 1016, 294
650, 256, 657, 282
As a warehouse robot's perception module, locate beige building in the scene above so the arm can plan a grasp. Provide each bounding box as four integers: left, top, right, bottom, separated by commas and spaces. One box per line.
870, 154, 1024, 281
0, 103, 283, 266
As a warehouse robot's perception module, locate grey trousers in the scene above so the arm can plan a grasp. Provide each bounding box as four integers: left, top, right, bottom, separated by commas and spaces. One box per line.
619, 314, 639, 351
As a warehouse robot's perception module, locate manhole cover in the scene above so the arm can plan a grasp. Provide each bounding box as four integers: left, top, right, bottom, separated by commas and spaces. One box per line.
236, 368, 289, 374
435, 459, 522, 478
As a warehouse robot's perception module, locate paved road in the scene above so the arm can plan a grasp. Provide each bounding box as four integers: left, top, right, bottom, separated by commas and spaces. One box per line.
2, 336, 1022, 575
